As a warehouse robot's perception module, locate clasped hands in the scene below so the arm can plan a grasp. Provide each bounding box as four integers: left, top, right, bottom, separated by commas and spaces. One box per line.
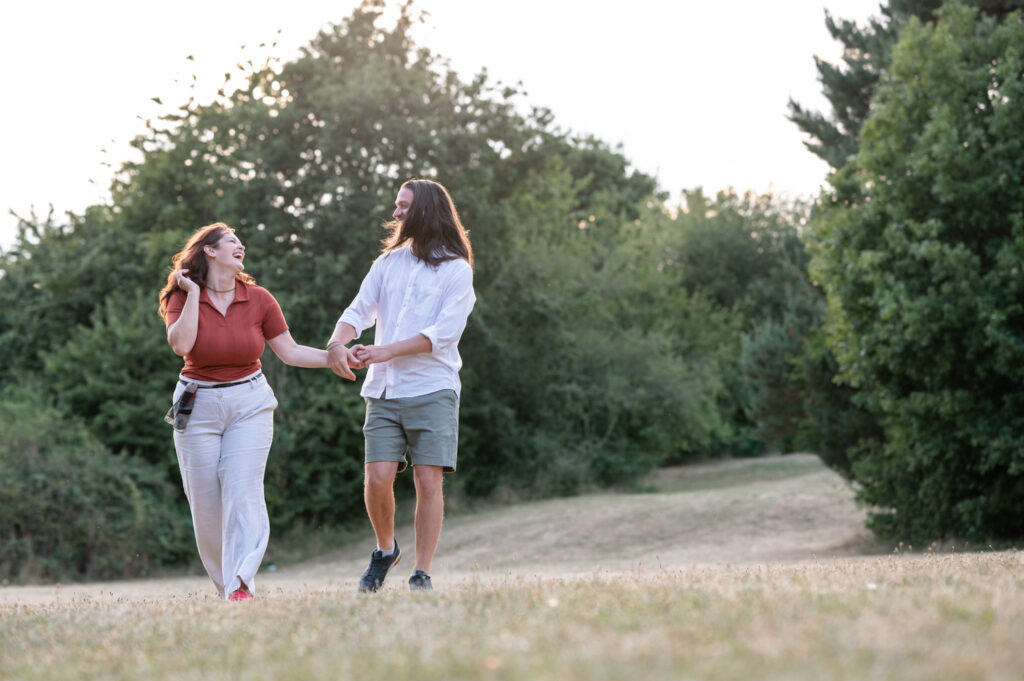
327, 343, 393, 380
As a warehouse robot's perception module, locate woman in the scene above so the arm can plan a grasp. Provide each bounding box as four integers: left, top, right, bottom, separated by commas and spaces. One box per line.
158, 222, 343, 601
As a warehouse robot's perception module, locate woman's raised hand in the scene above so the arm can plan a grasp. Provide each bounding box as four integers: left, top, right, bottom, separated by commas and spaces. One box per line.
176, 268, 200, 294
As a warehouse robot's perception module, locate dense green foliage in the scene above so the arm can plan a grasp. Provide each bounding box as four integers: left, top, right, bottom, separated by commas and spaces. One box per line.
656, 190, 828, 456
791, 1, 925, 170
11, 0, 1020, 579
788, 0, 1021, 170
0, 385, 192, 579
0, 2, 823, 580
811, 1, 1024, 540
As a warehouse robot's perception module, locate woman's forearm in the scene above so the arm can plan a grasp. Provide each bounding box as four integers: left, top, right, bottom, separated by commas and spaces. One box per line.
281, 345, 330, 368
268, 331, 330, 368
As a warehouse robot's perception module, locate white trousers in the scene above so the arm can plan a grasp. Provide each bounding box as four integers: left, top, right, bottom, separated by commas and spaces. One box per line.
171, 371, 277, 599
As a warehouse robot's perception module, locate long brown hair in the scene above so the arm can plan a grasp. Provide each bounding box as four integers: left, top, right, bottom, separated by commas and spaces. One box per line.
382, 179, 473, 268
158, 222, 255, 320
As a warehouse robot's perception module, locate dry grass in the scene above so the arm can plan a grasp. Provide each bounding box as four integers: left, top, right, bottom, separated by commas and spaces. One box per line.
2, 455, 1021, 681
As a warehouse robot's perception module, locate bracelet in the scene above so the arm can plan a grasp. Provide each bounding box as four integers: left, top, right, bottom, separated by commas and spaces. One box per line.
326, 341, 345, 351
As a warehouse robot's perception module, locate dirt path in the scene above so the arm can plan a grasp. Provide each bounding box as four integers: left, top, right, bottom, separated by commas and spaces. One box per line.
0, 454, 875, 604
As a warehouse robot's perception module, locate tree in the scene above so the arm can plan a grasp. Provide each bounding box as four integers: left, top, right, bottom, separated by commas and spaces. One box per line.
669, 189, 811, 324
788, 0, 1021, 170
810, 1, 1024, 540
42, 293, 183, 471
651, 189, 822, 454
2, 0, 735, 572
740, 268, 881, 473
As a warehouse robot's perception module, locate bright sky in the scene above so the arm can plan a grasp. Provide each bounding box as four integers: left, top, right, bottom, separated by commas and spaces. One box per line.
0, 0, 880, 251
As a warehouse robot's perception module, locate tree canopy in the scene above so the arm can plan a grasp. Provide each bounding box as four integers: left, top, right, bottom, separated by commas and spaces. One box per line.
12, 0, 1016, 579
0, 1, 819, 579
788, 0, 1022, 170
810, 0, 1024, 540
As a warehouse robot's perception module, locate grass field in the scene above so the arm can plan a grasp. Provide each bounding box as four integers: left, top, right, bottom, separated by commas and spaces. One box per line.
2, 455, 1021, 680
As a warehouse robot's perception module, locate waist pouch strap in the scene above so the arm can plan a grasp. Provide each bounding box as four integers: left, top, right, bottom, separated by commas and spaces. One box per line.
164, 382, 199, 433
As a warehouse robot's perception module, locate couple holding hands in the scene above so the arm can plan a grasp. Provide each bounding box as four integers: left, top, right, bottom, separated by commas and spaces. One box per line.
158, 179, 474, 600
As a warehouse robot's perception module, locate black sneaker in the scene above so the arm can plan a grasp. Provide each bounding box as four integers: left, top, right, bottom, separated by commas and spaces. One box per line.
409, 570, 433, 591
358, 540, 401, 593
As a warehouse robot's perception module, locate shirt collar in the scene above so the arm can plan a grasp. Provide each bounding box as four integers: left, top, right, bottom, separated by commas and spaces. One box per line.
199, 279, 249, 305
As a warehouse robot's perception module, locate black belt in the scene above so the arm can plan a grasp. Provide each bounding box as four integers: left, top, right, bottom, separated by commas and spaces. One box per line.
179, 372, 262, 389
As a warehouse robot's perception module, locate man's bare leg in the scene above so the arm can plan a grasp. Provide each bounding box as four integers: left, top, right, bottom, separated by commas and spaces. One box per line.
364, 461, 399, 551
412, 464, 444, 573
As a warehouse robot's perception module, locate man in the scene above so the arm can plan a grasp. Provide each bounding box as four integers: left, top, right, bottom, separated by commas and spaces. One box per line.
327, 178, 475, 593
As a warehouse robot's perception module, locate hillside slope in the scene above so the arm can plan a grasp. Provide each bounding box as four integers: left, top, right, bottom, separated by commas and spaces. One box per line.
0, 454, 872, 602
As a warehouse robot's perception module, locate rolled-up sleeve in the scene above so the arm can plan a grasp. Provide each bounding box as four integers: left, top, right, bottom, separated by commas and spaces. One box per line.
420, 262, 475, 352
338, 259, 382, 335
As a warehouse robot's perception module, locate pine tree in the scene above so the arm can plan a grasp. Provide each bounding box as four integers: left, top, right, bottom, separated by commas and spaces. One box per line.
789, 0, 1020, 170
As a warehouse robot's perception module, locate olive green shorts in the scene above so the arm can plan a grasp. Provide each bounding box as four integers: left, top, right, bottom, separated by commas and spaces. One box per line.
363, 389, 459, 473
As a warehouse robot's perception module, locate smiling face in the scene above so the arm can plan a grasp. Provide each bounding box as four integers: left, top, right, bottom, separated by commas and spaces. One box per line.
205, 232, 246, 273
392, 186, 414, 222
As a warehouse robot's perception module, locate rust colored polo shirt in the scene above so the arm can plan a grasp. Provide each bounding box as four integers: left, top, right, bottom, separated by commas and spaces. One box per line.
165, 280, 288, 382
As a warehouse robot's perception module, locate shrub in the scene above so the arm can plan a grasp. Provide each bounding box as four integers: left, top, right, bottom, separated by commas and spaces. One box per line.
810, 1, 1024, 540
0, 388, 192, 581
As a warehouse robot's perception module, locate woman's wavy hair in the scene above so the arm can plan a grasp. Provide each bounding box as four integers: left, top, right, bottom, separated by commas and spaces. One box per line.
158, 222, 255, 320
382, 179, 473, 268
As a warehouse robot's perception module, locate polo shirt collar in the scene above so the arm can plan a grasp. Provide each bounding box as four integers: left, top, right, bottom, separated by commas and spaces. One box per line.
199, 279, 249, 305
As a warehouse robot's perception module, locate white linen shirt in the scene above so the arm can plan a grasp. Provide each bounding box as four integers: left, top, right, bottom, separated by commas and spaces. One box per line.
339, 244, 476, 399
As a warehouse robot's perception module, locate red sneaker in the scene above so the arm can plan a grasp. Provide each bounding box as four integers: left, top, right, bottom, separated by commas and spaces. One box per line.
229, 588, 253, 601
